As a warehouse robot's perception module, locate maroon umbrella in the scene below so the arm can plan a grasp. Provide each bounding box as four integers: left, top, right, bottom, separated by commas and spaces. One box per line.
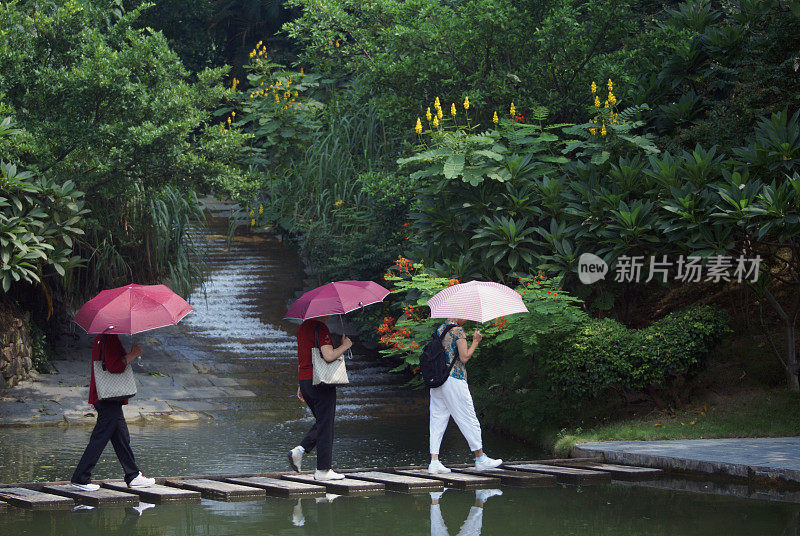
73, 284, 194, 334
284, 281, 390, 320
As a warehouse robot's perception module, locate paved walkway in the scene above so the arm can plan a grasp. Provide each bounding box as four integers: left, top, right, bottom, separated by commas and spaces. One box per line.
574, 437, 800, 485
0, 329, 257, 427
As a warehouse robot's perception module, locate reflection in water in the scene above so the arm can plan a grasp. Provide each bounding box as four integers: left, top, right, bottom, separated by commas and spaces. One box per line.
430, 488, 503, 536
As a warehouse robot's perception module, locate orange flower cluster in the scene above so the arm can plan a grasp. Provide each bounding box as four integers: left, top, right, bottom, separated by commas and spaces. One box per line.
377, 317, 395, 335
402, 304, 422, 320
446, 278, 460, 287
394, 257, 414, 272
491, 316, 508, 329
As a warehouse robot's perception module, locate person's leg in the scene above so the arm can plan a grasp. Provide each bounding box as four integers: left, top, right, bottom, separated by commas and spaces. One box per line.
430, 500, 449, 536
442, 379, 483, 454
455, 506, 484, 536
299, 380, 320, 453
313, 384, 336, 470
71, 401, 118, 484
429, 385, 451, 459
108, 402, 141, 484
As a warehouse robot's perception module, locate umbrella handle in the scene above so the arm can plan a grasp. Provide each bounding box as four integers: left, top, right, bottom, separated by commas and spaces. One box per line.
340, 314, 353, 360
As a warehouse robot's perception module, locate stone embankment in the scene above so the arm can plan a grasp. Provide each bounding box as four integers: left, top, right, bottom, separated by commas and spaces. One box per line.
0, 312, 33, 388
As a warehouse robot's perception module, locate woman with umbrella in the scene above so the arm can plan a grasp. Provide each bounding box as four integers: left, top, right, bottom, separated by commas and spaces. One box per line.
70, 284, 193, 491
285, 281, 389, 481
426, 281, 528, 474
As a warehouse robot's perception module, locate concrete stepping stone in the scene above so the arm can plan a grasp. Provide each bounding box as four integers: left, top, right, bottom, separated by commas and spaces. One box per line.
103, 482, 201, 503
553, 461, 663, 481
165, 478, 265, 501
503, 463, 612, 484
0, 487, 74, 509
348, 471, 444, 493
281, 474, 385, 496
453, 468, 558, 487
393, 469, 500, 490
42, 484, 139, 506
225, 476, 326, 498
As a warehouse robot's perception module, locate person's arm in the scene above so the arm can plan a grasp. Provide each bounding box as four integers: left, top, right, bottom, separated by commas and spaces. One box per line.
103, 337, 141, 372
320, 335, 353, 363
123, 342, 142, 364
455, 328, 482, 364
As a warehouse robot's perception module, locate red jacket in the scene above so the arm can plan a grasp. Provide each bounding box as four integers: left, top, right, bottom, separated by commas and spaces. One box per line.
89, 334, 129, 405
296, 320, 332, 381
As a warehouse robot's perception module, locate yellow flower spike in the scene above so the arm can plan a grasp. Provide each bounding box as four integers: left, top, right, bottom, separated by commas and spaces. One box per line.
249, 209, 254, 217
335, 40, 340, 47
433, 115, 439, 127
509, 102, 515, 116
601, 123, 607, 136
493, 111, 499, 124
257, 40, 262, 47
437, 107, 443, 120
591, 81, 597, 94
589, 128, 597, 135
231, 111, 235, 117
450, 103, 457, 116
463, 96, 470, 110
259, 204, 264, 215
294, 91, 298, 98
227, 117, 231, 124
434, 96, 441, 109
594, 96, 600, 108
414, 117, 423, 134
426, 107, 432, 121
607, 79, 613, 91
604, 100, 609, 108
250, 218, 255, 227
300, 67, 304, 75
275, 94, 280, 104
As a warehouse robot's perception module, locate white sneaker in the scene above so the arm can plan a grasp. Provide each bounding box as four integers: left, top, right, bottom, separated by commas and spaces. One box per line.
71, 482, 100, 492
428, 460, 452, 474
314, 469, 345, 481
475, 488, 503, 503
474, 455, 503, 471
131, 502, 155, 515
429, 490, 445, 501
128, 472, 156, 488
291, 499, 305, 526
288, 446, 304, 472
315, 493, 341, 503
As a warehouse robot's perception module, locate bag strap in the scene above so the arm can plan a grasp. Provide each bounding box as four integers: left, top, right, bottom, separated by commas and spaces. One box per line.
99, 334, 108, 371
314, 323, 320, 349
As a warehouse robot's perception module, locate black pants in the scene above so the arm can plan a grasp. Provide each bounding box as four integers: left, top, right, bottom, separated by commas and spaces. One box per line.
72, 400, 140, 485
299, 380, 337, 470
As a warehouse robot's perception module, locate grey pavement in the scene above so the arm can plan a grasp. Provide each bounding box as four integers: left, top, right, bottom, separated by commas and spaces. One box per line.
573, 437, 800, 485
0, 330, 258, 427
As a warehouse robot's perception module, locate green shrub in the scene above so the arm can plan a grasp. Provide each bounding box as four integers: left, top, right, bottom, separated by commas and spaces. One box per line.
545, 305, 732, 401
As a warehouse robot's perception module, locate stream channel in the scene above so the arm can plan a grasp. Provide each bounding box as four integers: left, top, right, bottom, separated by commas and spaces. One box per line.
1, 214, 799, 535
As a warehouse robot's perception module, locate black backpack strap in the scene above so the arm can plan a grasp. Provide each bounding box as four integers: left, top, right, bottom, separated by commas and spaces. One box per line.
437, 323, 457, 340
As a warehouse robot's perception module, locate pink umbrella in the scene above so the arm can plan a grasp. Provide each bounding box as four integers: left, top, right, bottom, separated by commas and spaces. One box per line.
284, 281, 390, 320
427, 281, 529, 323
73, 284, 194, 334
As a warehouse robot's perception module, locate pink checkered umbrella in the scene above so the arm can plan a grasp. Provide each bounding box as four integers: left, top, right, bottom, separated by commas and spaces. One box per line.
284, 280, 390, 320
427, 281, 529, 323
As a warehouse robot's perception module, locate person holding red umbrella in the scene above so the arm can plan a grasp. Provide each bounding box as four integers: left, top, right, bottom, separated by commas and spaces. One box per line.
69, 284, 194, 491
70, 332, 155, 491
284, 281, 390, 480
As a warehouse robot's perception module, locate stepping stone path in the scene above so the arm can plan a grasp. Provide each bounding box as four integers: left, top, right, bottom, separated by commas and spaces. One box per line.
348, 471, 445, 492
503, 463, 612, 484
453, 468, 558, 487
42, 484, 139, 506
281, 474, 385, 495
165, 479, 265, 501
554, 461, 663, 481
103, 482, 201, 503
0, 487, 74, 509
393, 469, 501, 490
225, 476, 327, 498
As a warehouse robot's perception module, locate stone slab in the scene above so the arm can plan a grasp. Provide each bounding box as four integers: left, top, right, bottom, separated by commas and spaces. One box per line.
281, 474, 385, 495
503, 464, 612, 485
225, 477, 326, 498
0, 487, 74, 509
348, 471, 444, 492
102, 482, 201, 503
393, 469, 500, 490
572, 438, 800, 485
453, 468, 558, 487
42, 484, 139, 506
553, 461, 663, 481
164, 478, 265, 500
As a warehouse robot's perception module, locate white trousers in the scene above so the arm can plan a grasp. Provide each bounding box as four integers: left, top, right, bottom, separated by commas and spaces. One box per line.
429, 376, 483, 454
431, 504, 484, 536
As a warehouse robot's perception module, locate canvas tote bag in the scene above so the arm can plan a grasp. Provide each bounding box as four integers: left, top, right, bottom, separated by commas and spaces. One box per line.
93, 335, 137, 401
311, 323, 349, 386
